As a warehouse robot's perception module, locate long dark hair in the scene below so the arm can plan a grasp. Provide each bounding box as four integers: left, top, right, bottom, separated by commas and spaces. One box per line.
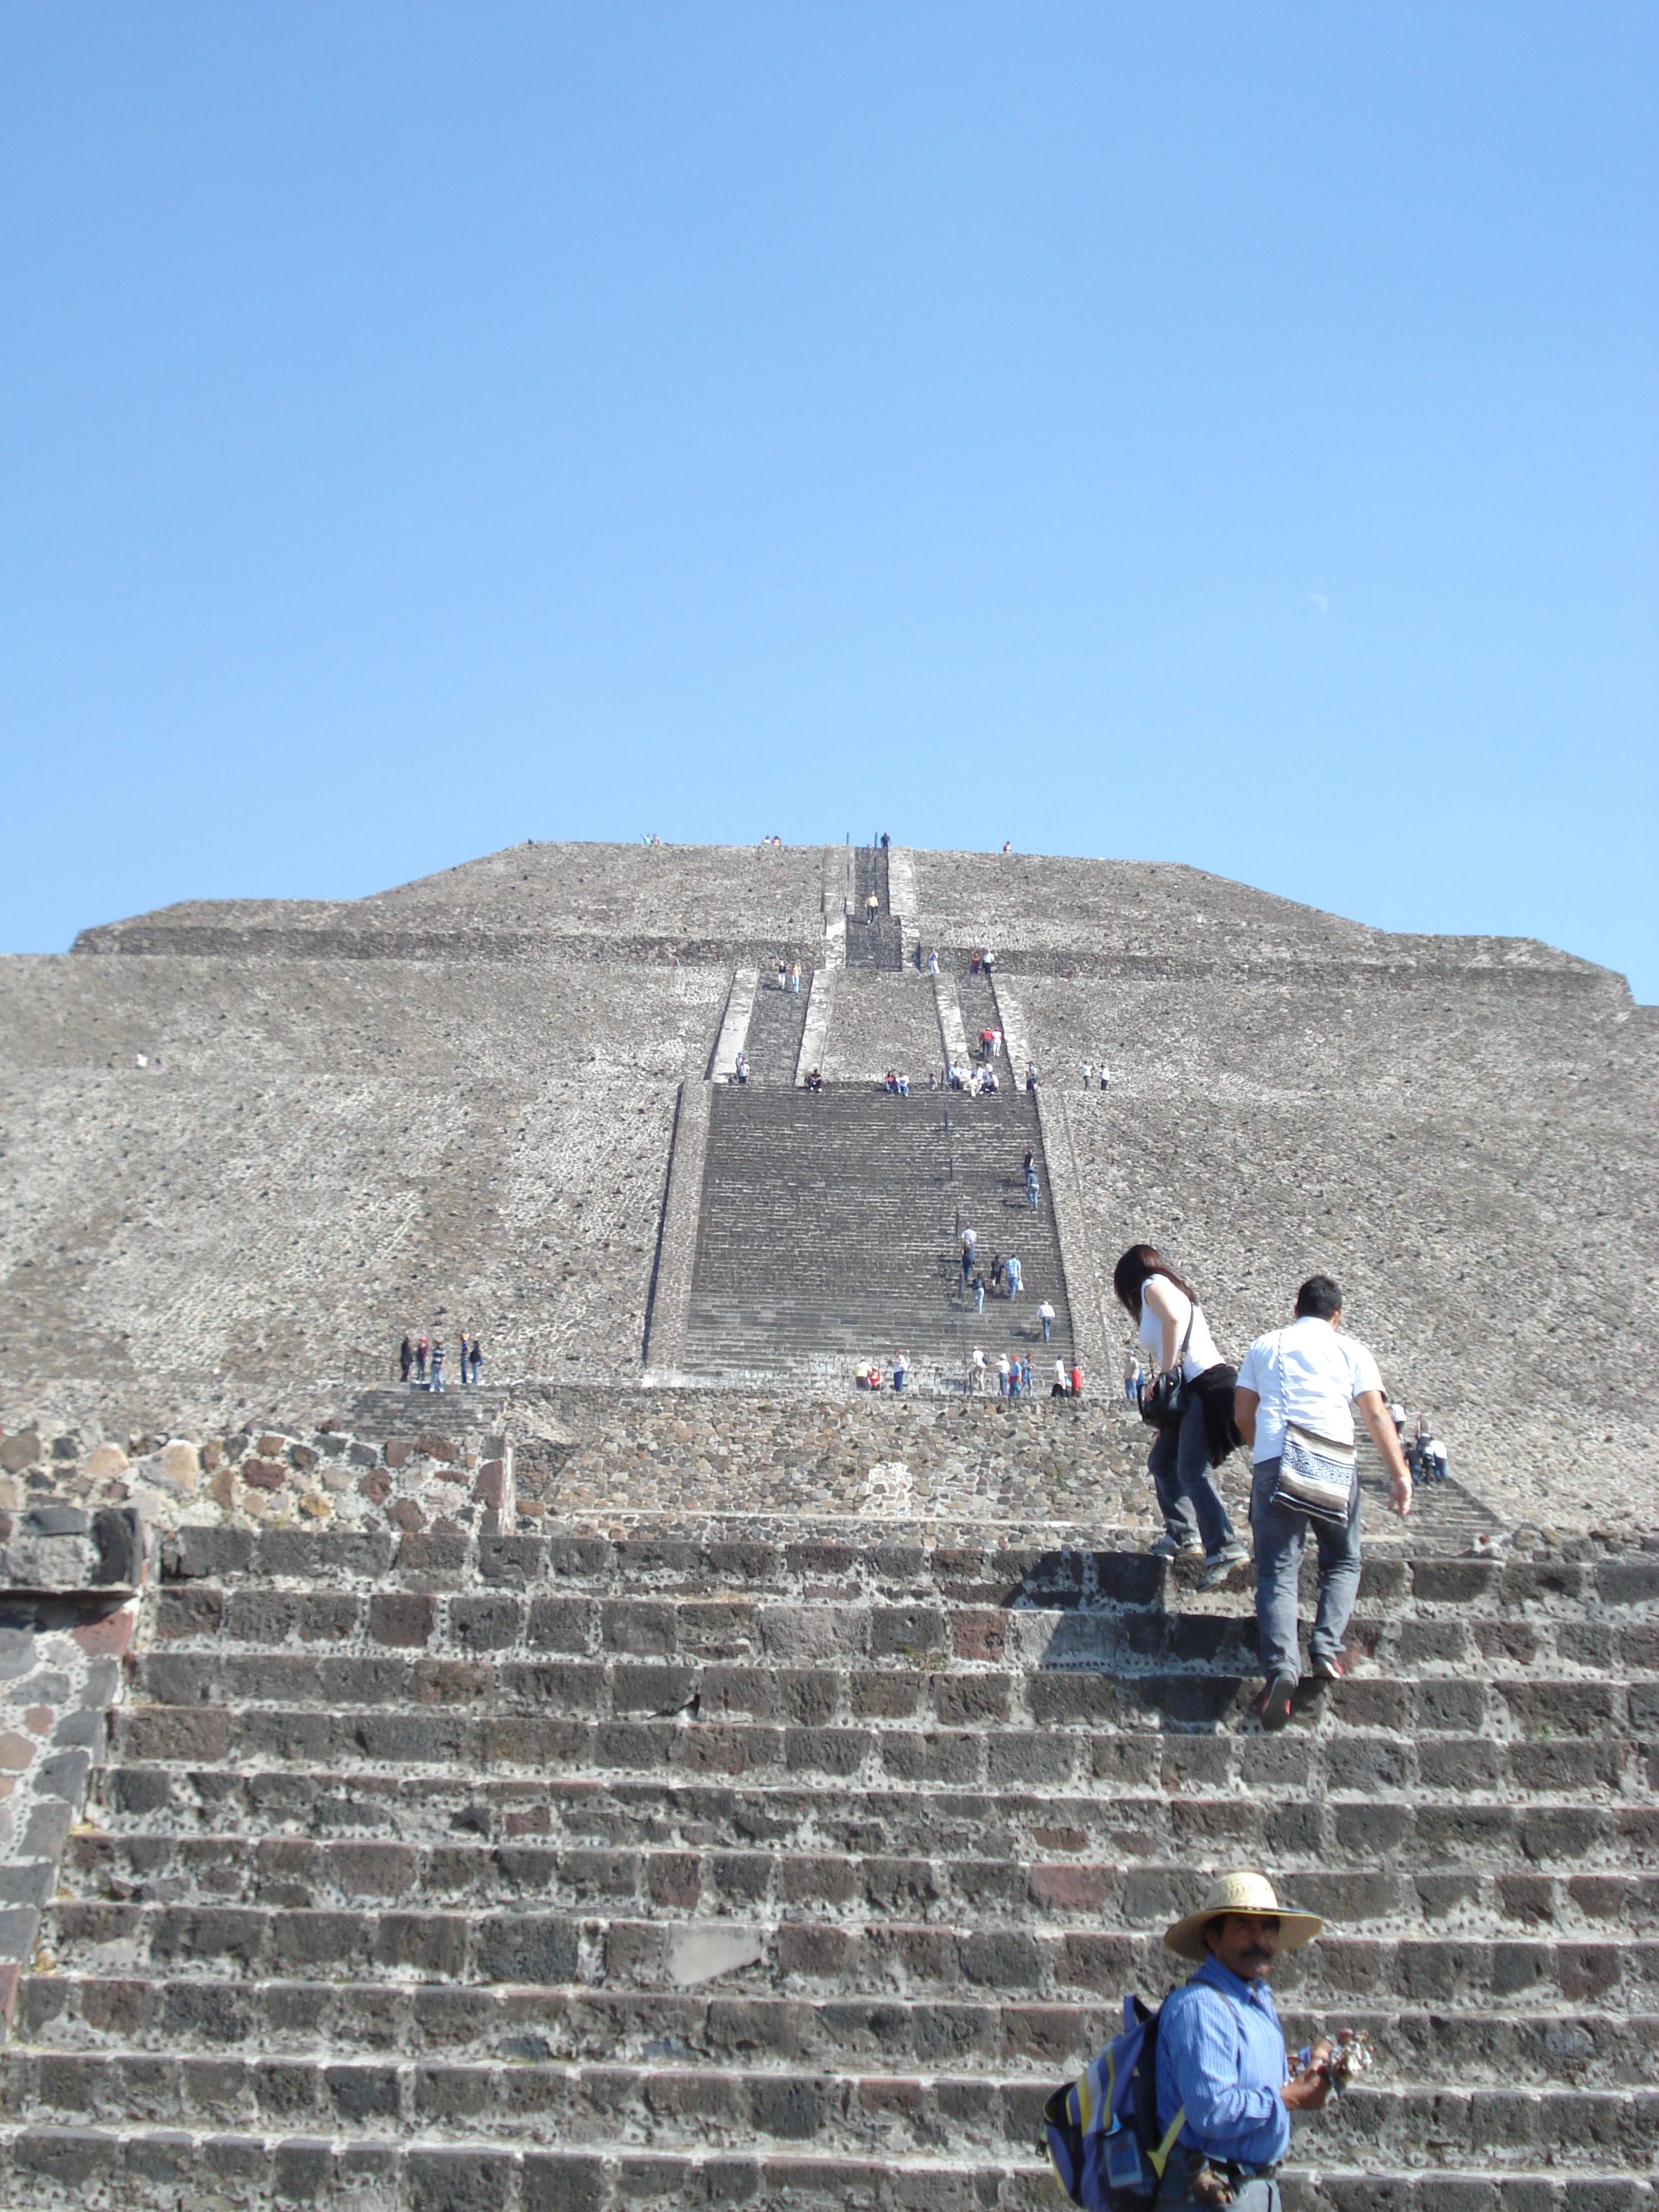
1112, 1244, 1199, 1318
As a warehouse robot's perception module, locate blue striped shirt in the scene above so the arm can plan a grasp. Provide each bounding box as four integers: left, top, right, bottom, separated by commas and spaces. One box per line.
1155, 1957, 1292, 2167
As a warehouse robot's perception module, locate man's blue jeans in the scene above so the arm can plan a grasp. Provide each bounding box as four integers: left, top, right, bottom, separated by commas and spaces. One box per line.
1250, 1457, 1362, 1681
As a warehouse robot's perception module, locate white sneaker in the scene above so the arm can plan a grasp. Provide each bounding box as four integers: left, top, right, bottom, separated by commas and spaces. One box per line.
1197, 1540, 1249, 1590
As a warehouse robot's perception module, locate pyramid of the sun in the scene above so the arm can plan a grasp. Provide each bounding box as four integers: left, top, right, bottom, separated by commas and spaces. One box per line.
0, 842, 1656, 2212
2, 840, 1653, 1533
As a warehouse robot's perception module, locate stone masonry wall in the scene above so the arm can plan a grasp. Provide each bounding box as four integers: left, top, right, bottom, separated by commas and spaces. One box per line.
819, 971, 948, 1085
0, 953, 729, 1432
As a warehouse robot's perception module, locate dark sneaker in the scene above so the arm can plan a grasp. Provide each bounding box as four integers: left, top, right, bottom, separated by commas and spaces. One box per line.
1197, 1539, 1249, 1590
1309, 1653, 1344, 1683
1259, 1673, 1298, 1732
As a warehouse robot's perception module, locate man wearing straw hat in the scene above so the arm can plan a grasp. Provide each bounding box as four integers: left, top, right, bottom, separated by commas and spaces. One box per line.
1153, 1870, 1338, 2211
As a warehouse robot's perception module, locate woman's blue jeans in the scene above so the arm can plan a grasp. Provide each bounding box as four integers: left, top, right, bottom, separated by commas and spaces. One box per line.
1146, 1395, 1235, 1555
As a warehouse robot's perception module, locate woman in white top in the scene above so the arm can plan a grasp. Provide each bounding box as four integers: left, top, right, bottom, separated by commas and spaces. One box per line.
1113, 1244, 1246, 1584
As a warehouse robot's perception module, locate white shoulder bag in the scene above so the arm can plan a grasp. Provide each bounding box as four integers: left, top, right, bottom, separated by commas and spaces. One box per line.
1267, 1332, 1357, 1528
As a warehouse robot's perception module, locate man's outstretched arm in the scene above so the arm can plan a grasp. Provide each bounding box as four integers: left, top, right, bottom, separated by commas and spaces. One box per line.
1357, 1389, 1412, 1517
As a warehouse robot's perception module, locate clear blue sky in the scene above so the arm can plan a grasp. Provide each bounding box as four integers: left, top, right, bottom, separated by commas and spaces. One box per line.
3, 4, 1655, 996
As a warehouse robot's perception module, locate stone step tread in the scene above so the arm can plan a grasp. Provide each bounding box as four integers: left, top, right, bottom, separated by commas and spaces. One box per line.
157, 1531, 1659, 1614
15, 1981, 1654, 2088
6, 2132, 1648, 2212
126, 1645, 1659, 1717
1, 2051, 1653, 2162
36, 1903, 1659, 2005
58, 1836, 1659, 1934
102, 1709, 1655, 1798
150, 1591, 1658, 1680
91, 1768, 1659, 1861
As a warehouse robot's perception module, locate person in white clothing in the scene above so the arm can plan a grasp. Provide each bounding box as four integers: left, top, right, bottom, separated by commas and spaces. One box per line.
1114, 1244, 1246, 1587
1234, 1276, 1413, 1732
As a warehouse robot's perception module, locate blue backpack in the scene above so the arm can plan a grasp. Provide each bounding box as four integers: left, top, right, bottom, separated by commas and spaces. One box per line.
1043, 1995, 1187, 2211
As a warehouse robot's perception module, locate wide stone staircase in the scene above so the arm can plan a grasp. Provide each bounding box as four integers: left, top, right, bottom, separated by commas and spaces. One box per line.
684, 1080, 1074, 1385
1, 1518, 1654, 2207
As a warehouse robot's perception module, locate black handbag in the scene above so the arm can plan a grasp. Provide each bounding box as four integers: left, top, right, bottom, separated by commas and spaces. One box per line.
1136, 1305, 1195, 1429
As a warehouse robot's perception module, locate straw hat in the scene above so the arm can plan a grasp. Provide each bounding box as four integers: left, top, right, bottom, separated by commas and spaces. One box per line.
1163, 1869, 1323, 1963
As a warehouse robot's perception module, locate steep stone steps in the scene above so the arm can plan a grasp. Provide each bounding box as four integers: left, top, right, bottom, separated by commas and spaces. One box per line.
158, 1519, 1659, 1615
1, 1516, 1653, 2204
739, 974, 809, 1084
0, 2138, 1650, 2212
99, 1694, 1650, 1801
17, 1977, 1655, 2090
0, 2131, 1048, 2211
32, 1897, 1659, 2007
1, 2049, 1653, 2166
685, 1086, 1074, 1377
350, 1385, 512, 1441
58, 1835, 1659, 1941
136, 1587, 1656, 1682
845, 848, 904, 971
86, 1768, 1659, 1869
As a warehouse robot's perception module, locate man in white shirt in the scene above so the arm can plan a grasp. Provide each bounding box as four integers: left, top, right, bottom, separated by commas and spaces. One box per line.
1233, 1275, 1413, 1732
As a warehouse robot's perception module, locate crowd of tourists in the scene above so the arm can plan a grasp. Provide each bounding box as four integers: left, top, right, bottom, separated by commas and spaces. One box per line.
397, 1332, 484, 1391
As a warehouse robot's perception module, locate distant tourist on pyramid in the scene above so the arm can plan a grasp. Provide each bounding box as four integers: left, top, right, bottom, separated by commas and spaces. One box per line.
415, 1335, 428, 1384
927, 948, 940, 975
971, 1269, 986, 1313
1004, 1254, 1022, 1299
1233, 1275, 1413, 1732
454, 1334, 468, 1382
866, 891, 880, 924
1082, 1060, 1092, 1088
399, 1336, 413, 1383
961, 1228, 977, 1280
788, 960, 801, 994
1039, 1300, 1056, 1343
892, 1351, 908, 1392
1099, 1061, 1111, 1092
1069, 1360, 1082, 1397
1053, 1357, 1069, 1395
429, 1341, 445, 1393
997, 1354, 1011, 1398
968, 1345, 986, 1393
1115, 1244, 1246, 1590
469, 1337, 483, 1385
